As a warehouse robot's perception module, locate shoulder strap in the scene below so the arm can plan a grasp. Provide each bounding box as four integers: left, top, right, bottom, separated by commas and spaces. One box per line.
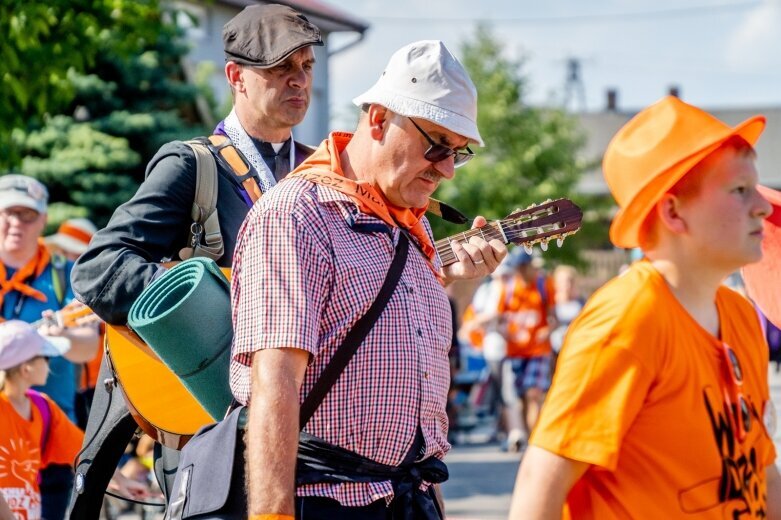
51, 254, 68, 307
299, 234, 409, 428
27, 390, 52, 454
180, 139, 224, 262
206, 135, 262, 204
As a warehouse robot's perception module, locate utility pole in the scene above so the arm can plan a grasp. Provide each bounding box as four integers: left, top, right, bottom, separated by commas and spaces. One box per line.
562, 57, 587, 112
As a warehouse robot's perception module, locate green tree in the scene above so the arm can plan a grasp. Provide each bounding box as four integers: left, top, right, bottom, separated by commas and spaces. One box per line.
7, 2, 208, 227
433, 25, 594, 263
0, 1, 165, 168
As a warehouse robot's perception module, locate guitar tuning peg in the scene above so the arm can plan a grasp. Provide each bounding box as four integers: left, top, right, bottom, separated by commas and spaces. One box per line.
540, 240, 548, 252
523, 243, 533, 255
557, 237, 564, 248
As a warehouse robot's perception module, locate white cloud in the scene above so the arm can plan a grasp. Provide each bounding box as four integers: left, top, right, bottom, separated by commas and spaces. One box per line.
726, 0, 781, 71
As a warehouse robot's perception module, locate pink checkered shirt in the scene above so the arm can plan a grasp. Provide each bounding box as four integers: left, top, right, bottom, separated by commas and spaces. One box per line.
230, 176, 453, 507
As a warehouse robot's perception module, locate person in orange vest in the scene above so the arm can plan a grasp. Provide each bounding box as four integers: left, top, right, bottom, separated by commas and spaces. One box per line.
461, 248, 554, 452
511, 96, 780, 518
496, 248, 553, 452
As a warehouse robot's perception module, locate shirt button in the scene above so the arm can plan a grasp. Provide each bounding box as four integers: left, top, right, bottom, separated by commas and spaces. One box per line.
416, 329, 423, 337
424, 371, 429, 379
408, 286, 414, 294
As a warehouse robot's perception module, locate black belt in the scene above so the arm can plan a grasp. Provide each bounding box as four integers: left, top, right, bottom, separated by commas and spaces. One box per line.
296, 432, 448, 520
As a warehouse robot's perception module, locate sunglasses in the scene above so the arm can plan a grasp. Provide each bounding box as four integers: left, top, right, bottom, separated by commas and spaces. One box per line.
407, 117, 475, 168
721, 342, 751, 442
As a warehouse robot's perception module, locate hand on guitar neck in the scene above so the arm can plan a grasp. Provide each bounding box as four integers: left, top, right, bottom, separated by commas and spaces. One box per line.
438, 198, 583, 284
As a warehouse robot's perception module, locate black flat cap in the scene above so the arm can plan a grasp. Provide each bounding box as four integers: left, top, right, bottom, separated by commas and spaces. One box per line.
223, 4, 323, 67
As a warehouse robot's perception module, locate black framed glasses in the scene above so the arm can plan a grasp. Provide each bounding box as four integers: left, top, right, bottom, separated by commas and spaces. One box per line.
407, 117, 475, 168
0, 207, 40, 224
721, 342, 751, 442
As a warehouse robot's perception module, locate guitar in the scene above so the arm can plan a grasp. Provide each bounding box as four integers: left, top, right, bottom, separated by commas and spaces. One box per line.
104, 198, 583, 450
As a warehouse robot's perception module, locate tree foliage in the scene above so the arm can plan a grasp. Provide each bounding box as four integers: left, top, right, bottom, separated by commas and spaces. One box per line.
5, 1, 208, 227
432, 25, 593, 263
0, 1, 166, 167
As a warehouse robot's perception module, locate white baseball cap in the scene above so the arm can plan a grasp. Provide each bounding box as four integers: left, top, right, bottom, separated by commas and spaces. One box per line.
0, 320, 70, 371
353, 40, 483, 146
0, 175, 48, 214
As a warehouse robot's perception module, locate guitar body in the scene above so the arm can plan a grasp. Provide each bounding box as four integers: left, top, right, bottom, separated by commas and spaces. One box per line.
104, 325, 213, 450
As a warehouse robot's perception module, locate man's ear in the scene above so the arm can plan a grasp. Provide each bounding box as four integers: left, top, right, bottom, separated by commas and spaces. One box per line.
366, 104, 390, 141
655, 193, 688, 235
225, 62, 245, 94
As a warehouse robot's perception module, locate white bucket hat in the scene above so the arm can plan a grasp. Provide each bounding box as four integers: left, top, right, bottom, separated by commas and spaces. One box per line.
353, 40, 483, 146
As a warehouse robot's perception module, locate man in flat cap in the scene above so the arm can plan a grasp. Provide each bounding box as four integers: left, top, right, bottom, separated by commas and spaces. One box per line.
67, 4, 323, 517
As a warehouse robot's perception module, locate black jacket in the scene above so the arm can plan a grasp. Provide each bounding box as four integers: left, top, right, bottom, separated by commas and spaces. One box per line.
72, 139, 312, 324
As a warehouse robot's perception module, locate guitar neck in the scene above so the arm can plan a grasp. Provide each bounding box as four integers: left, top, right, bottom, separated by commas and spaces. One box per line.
435, 222, 506, 267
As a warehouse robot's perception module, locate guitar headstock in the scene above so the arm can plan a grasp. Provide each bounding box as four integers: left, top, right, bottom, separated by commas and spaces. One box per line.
499, 198, 583, 253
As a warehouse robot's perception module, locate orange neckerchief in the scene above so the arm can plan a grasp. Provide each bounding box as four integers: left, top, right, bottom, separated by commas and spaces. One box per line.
289, 132, 436, 263
0, 240, 51, 306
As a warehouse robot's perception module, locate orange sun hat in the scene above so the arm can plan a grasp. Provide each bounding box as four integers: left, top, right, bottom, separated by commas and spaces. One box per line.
743, 185, 781, 326
603, 96, 765, 248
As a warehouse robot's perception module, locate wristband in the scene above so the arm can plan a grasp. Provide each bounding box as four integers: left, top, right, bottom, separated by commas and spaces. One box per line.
249, 515, 294, 520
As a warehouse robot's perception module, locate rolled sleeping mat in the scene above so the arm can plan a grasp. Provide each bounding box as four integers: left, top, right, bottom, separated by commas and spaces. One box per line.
128, 257, 233, 420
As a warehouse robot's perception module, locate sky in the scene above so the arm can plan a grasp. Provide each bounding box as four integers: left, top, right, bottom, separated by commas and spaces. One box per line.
326, 0, 781, 129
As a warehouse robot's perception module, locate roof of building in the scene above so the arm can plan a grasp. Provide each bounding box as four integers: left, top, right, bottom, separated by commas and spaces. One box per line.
217, 0, 369, 33
576, 102, 781, 194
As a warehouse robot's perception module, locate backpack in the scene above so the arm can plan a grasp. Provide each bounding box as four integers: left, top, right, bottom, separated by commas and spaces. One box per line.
179, 135, 256, 262
27, 389, 51, 486
28, 390, 52, 454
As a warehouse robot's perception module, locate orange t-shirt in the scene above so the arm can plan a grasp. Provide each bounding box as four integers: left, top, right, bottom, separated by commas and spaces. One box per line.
500, 275, 552, 358
531, 260, 776, 519
0, 392, 84, 520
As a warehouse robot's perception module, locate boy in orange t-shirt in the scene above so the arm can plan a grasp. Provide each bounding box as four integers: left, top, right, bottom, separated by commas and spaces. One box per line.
510, 96, 781, 518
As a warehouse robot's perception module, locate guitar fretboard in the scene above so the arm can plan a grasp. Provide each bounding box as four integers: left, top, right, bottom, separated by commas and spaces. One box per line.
435, 222, 505, 267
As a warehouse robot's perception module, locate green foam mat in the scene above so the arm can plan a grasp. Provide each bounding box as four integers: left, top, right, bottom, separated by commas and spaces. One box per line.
128, 258, 233, 420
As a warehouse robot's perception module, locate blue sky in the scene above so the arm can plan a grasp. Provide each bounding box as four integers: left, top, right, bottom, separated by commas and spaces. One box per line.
327, 0, 781, 128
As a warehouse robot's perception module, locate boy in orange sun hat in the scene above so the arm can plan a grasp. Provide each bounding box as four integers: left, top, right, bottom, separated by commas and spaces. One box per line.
510, 96, 780, 518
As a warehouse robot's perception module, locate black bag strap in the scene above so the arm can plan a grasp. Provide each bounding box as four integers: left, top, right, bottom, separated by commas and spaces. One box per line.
299, 234, 409, 428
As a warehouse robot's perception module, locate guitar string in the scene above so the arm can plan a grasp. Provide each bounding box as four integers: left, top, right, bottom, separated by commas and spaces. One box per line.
435, 227, 575, 265
435, 225, 573, 255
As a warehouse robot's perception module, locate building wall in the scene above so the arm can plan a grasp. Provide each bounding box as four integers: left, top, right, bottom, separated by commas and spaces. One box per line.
576, 105, 781, 194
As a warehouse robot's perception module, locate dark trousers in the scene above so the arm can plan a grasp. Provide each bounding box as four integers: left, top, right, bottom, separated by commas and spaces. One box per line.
40, 464, 74, 520
296, 496, 390, 519
67, 360, 179, 519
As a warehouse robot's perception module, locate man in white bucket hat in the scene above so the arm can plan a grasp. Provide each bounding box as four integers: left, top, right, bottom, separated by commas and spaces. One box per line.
233, 40, 506, 518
